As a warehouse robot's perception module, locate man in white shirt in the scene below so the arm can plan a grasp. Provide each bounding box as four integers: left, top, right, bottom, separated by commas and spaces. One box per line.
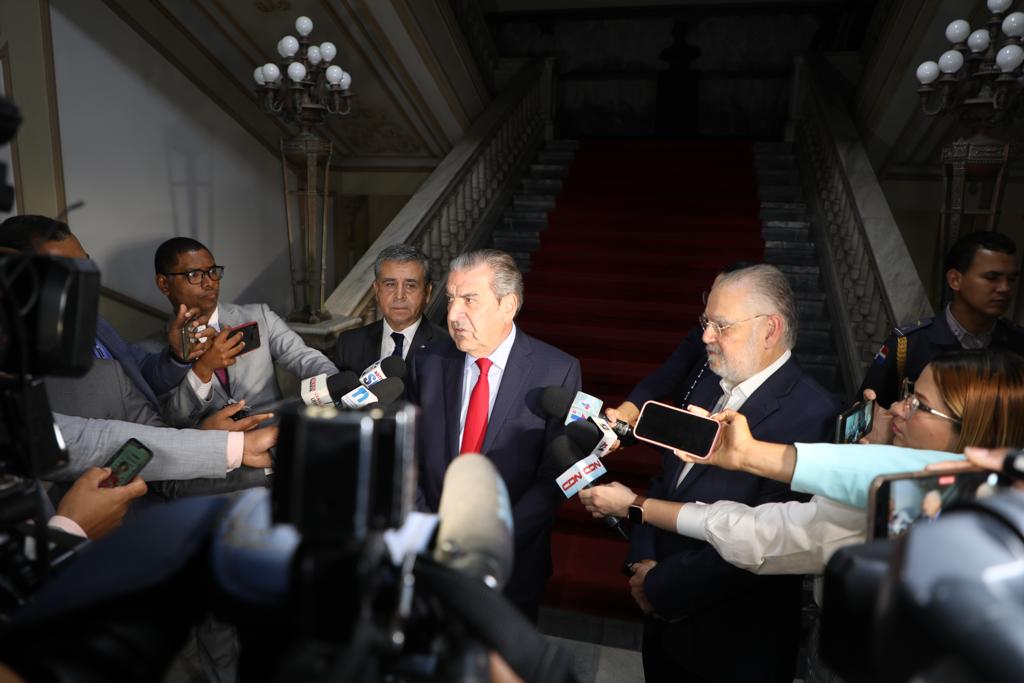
625, 264, 840, 683
333, 244, 448, 376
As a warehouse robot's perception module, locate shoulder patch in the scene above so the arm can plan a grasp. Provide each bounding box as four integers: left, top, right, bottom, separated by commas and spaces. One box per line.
895, 318, 933, 337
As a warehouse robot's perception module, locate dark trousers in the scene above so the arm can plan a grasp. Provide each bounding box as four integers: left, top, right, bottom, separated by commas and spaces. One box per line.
641, 617, 714, 683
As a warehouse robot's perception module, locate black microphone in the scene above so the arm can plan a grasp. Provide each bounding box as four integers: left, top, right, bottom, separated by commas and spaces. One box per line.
360, 355, 407, 386
540, 386, 636, 446
337, 376, 405, 409
545, 434, 629, 540
434, 454, 514, 590
299, 370, 361, 406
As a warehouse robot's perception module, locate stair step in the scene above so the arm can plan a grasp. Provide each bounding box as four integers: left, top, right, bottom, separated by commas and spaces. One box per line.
530, 163, 570, 178
757, 169, 800, 186
513, 194, 557, 209
521, 178, 563, 194
492, 232, 541, 251
537, 150, 576, 164
762, 225, 811, 242
759, 185, 804, 202
545, 139, 580, 152
754, 154, 798, 170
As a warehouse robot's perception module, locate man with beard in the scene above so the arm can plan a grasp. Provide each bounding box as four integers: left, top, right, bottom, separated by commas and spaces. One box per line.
625, 264, 840, 683
861, 231, 1024, 408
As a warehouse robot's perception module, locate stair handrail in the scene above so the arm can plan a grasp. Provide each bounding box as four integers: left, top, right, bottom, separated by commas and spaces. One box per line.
322, 57, 555, 326
789, 55, 932, 397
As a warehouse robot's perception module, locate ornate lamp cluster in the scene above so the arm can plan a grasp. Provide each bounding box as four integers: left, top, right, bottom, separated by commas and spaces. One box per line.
915, 0, 1024, 128
253, 15, 353, 130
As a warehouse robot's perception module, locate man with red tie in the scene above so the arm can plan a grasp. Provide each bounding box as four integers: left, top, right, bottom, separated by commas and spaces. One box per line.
407, 249, 581, 620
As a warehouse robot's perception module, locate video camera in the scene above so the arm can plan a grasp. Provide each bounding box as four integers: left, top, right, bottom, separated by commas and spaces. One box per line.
820, 490, 1024, 683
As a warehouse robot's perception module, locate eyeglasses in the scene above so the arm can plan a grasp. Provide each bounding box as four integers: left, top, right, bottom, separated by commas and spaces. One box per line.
899, 378, 962, 425
698, 313, 767, 338
162, 266, 225, 285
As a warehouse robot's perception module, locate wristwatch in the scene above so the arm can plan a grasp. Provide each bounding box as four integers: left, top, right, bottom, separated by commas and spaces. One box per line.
628, 495, 647, 525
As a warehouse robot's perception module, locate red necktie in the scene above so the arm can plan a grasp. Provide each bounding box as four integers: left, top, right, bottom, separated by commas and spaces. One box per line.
214, 367, 230, 395
460, 358, 493, 455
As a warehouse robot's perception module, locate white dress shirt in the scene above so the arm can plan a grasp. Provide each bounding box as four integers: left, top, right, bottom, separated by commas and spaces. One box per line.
676, 349, 792, 487
380, 317, 423, 361
674, 494, 866, 575
457, 324, 517, 449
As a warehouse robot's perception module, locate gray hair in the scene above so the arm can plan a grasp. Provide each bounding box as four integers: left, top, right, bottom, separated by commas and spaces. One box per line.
715, 264, 798, 349
448, 249, 524, 315
373, 243, 431, 284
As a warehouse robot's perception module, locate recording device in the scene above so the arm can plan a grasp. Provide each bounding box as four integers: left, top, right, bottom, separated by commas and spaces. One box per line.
298, 370, 361, 407
339, 376, 404, 409
231, 320, 261, 355
99, 438, 154, 488
633, 400, 721, 458
866, 468, 998, 540
1001, 448, 1024, 482
433, 454, 513, 590
360, 355, 407, 387
821, 491, 1024, 683
835, 399, 874, 444
546, 433, 629, 539
0, 250, 100, 610
539, 386, 636, 446
0, 96, 20, 213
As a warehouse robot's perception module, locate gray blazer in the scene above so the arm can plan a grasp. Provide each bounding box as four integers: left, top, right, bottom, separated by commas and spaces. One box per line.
46, 359, 265, 492
161, 302, 339, 427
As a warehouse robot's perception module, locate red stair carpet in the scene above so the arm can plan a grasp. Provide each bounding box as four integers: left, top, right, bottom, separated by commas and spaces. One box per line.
517, 139, 765, 619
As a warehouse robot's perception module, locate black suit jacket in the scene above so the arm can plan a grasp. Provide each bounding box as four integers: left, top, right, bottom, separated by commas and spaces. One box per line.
406, 329, 581, 614
333, 317, 448, 375
629, 356, 841, 683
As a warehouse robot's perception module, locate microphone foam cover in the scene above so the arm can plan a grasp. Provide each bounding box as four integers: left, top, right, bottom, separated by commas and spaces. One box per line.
326, 370, 360, 397
378, 355, 407, 379
434, 454, 514, 589
566, 418, 603, 454
539, 386, 574, 420
544, 433, 586, 472
367, 376, 405, 405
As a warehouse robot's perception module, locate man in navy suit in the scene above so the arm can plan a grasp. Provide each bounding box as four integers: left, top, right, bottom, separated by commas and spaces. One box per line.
0, 215, 200, 406
333, 244, 447, 375
407, 249, 581, 621
627, 265, 840, 683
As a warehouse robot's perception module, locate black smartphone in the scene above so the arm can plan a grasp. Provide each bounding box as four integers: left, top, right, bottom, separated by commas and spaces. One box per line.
231, 321, 261, 355
100, 438, 154, 488
633, 400, 722, 459
835, 399, 875, 444
866, 469, 999, 540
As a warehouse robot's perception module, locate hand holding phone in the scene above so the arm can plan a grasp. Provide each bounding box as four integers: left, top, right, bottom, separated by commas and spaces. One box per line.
99, 438, 154, 488
230, 321, 261, 355
836, 399, 875, 444
633, 401, 722, 459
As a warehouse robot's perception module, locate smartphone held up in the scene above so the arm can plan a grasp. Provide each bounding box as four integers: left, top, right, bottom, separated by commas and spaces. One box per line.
633, 400, 722, 459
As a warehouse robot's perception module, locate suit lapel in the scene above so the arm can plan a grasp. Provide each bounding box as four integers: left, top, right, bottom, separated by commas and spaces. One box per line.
96, 317, 159, 406
366, 321, 384, 369
482, 333, 531, 454
410, 319, 436, 353
442, 347, 464, 461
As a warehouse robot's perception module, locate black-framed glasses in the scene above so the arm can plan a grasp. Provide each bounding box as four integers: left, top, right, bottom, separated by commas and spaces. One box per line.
899, 378, 962, 425
698, 313, 767, 338
162, 266, 225, 285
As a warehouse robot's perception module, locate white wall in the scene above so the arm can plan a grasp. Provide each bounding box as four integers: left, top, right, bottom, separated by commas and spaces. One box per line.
49, 0, 296, 315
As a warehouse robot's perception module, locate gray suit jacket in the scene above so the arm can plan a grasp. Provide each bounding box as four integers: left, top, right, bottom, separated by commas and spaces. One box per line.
161, 302, 339, 427
46, 359, 266, 493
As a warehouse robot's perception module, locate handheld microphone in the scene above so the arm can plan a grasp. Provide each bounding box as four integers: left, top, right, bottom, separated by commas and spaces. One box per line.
433, 454, 514, 590
540, 386, 636, 446
338, 376, 405, 409
545, 435, 629, 540
360, 356, 407, 387
299, 370, 360, 407
566, 417, 618, 459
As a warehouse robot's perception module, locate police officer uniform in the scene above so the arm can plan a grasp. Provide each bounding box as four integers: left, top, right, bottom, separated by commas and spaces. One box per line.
859, 305, 1024, 408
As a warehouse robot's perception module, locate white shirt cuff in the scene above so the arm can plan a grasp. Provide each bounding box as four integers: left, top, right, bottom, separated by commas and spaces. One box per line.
675, 502, 709, 539
226, 432, 244, 472
48, 515, 88, 539
188, 368, 214, 401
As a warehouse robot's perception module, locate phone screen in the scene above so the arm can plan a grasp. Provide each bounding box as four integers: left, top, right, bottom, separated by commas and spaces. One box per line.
100, 438, 154, 488
835, 399, 875, 444
869, 470, 998, 540
232, 321, 261, 355
634, 402, 720, 457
